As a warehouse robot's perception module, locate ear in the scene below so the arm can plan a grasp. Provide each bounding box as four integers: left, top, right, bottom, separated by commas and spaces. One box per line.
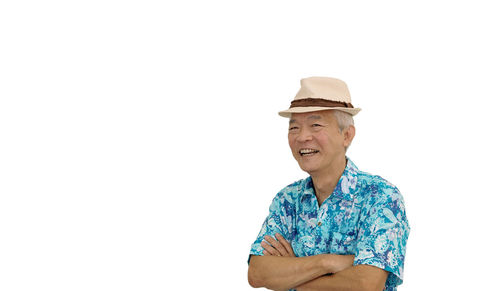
343, 125, 356, 148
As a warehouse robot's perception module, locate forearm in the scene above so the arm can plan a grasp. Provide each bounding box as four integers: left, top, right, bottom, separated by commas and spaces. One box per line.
295, 265, 387, 291
295, 272, 360, 291
248, 254, 331, 291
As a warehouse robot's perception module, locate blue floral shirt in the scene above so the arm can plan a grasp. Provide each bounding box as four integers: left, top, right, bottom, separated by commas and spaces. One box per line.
249, 157, 410, 291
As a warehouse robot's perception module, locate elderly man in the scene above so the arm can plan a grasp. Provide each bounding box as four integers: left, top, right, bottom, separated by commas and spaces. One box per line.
247, 77, 410, 291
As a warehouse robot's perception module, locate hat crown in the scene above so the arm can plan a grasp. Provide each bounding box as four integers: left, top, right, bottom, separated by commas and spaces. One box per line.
295, 77, 351, 103
278, 76, 360, 118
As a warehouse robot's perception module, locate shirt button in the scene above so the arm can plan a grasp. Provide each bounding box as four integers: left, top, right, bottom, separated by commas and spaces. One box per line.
317, 222, 322, 226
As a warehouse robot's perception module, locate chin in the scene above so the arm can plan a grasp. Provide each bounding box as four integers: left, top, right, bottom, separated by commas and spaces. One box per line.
298, 163, 318, 174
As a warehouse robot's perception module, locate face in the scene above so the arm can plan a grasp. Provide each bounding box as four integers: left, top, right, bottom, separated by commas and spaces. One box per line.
288, 110, 349, 175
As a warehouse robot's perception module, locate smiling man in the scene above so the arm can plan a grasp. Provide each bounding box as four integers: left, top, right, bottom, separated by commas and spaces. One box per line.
247, 77, 410, 291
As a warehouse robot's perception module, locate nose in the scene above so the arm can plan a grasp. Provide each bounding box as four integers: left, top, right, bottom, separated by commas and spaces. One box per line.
297, 128, 312, 142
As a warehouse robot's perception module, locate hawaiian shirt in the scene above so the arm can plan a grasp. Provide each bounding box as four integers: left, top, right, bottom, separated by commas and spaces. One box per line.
249, 157, 410, 291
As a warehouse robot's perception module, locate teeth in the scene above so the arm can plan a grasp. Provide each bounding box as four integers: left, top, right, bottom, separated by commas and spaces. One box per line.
300, 149, 318, 154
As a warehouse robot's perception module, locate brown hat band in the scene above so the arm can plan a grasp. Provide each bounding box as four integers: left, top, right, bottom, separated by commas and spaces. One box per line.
289, 98, 354, 109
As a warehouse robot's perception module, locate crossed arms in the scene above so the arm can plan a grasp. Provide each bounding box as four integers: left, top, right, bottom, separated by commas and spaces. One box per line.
248, 233, 388, 291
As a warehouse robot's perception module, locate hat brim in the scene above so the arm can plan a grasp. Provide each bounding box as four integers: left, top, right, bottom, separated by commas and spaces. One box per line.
278, 106, 361, 118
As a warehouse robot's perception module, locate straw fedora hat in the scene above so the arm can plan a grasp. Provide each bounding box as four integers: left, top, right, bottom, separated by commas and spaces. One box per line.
278, 77, 361, 118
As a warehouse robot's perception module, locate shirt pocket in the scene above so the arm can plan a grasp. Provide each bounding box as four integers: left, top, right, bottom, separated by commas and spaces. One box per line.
331, 212, 358, 254
337, 199, 361, 235
329, 230, 357, 255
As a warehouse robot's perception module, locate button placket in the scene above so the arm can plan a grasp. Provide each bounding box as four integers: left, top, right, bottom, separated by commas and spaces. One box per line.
316, 206, 327, 229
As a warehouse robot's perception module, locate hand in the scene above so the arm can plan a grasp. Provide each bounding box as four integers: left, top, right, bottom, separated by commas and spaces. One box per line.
261, 233, 296, 257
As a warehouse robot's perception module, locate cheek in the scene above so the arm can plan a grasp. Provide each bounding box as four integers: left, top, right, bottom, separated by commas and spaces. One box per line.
329, 137, 345, 151
288, 135, 294, 148
316, 136, 341, 153
314, 134, 330, 148
288, 136, 300, 158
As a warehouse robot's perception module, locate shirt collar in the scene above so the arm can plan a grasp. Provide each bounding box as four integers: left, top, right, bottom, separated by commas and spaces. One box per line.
301, 156, 359, 202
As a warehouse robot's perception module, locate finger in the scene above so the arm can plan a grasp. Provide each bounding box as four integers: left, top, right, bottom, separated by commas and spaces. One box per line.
264, 235, 287, 256
275, 233, 295, 256
261, 240, 280, 256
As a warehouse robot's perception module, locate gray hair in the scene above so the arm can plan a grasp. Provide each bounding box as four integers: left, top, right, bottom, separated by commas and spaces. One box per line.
332, 110, 355, 151
332, 110, 354, 131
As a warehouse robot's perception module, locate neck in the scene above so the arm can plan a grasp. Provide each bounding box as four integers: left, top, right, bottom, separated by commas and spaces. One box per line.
311, 156, 347, 205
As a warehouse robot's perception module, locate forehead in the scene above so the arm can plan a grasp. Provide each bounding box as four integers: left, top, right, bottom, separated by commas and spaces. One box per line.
289, 110, 334, 123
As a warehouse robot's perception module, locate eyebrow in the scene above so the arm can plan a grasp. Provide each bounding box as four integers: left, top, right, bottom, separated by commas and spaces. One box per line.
289, 115, 322, 124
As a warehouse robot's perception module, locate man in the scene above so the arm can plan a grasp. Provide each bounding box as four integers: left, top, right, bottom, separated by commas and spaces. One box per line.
247, 77, 410, 291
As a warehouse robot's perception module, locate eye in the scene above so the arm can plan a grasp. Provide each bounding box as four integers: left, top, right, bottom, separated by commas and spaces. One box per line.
289, 126, 299, 131
312, 124, 322, 127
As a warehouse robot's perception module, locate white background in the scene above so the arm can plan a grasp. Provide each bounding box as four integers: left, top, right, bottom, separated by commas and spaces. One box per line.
1, 1, 499, 290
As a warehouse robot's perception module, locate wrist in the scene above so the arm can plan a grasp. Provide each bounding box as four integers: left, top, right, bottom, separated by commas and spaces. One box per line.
319, 254, 336, 274
320, 254, 355, 274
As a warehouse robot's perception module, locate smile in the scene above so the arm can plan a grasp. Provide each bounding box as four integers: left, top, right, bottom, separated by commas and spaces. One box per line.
299, 148, 319, 156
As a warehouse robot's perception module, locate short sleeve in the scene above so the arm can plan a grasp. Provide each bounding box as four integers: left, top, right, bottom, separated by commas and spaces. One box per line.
248, 192, 295, 261
353, 187, 410, 288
